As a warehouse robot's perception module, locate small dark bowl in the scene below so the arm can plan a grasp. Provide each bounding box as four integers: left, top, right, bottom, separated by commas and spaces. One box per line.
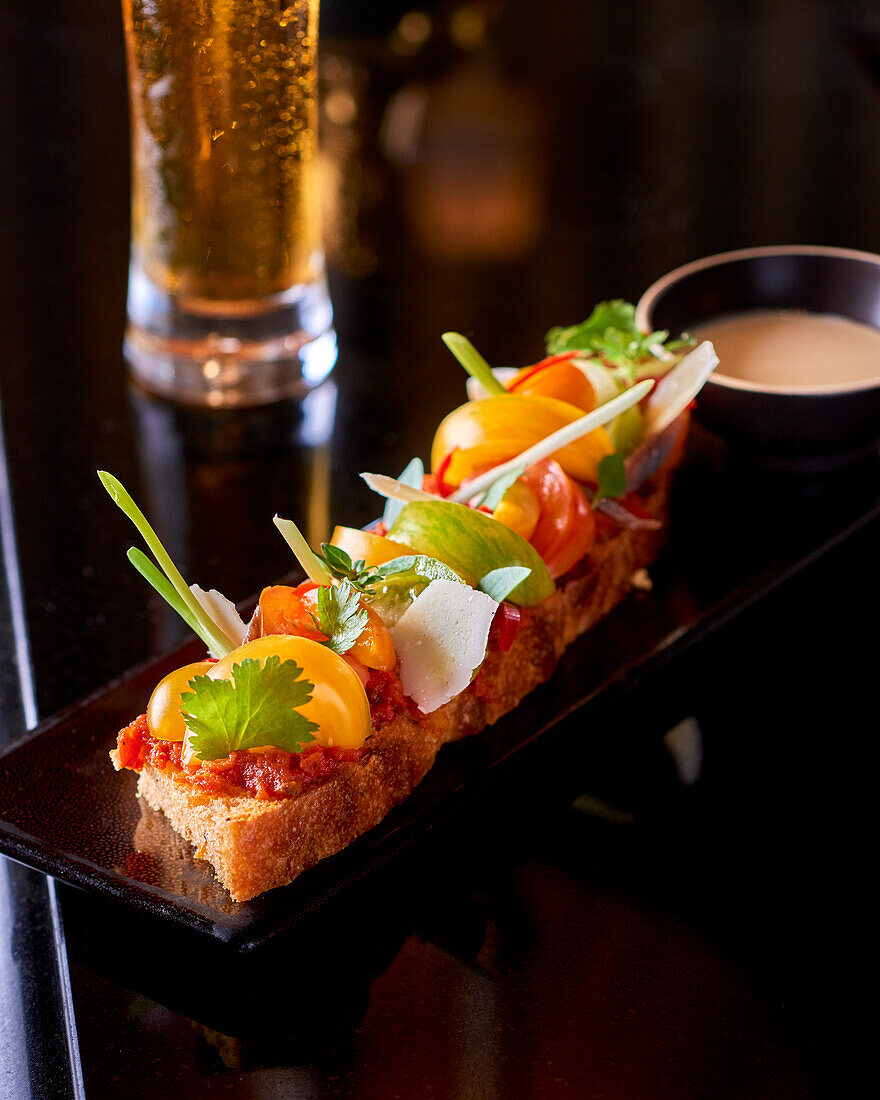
635, 245, 880, 469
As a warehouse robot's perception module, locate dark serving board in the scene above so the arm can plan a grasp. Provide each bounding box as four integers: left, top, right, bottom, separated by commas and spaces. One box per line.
1, 426, 878, 951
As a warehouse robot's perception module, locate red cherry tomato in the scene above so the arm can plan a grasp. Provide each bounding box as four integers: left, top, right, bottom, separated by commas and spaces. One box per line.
520, 459, 576, 556
520, 459, 595, 578
542, 482, 595, 579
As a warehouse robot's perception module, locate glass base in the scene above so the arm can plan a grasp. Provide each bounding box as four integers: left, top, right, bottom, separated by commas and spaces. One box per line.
124, 261, 337, 408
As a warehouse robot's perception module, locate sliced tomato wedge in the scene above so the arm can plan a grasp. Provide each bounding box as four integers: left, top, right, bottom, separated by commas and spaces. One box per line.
520, 459, 577, 556
490, 603, 523, 652
423, 449, 458, 497
543, 482, 595, 578
346, 603, 396, 670
520, 459, 595, 579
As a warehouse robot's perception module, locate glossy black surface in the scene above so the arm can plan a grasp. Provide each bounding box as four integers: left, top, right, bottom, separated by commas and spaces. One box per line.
2, 0, 880, 1096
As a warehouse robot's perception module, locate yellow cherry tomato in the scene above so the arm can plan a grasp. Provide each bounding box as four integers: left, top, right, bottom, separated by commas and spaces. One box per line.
146, 660, 214, 741
431, 394, 614, 489
507, 358, 596, 412
491, 479, 541, 541
208, 635, 371, 750
329, 526, 417, 568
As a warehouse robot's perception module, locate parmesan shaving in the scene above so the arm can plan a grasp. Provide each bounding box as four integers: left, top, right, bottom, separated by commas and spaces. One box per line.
360, 472, 441, 505
189, 585, 248, 658
643, 340, 718, 436
389, 579, 498, 713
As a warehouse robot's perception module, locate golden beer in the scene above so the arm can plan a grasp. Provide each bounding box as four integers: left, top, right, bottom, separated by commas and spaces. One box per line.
122, 0, 321, 305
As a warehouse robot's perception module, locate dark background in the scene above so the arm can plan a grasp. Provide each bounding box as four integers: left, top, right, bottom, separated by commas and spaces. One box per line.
1, 1, 878, 1096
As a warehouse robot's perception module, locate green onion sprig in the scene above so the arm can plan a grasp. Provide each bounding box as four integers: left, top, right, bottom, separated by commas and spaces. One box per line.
98, 471, 236, 656
441, 332, 507, 396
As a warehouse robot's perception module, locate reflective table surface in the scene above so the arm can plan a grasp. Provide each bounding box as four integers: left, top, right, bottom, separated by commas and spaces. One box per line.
1, 1, 879, 1096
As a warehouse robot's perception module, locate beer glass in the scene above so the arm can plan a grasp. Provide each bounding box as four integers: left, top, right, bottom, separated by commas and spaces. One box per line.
121, 0, 336, 407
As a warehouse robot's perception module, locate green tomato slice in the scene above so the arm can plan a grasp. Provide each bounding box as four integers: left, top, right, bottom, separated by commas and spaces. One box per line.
389, 500, 554, 607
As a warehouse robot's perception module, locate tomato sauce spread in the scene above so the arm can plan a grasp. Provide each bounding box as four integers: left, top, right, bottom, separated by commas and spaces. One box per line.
366, 666, 421, 724
115, 713, 364, 802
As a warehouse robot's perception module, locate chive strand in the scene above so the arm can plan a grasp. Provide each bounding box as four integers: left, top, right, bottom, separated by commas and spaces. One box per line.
127, 548, 209, 646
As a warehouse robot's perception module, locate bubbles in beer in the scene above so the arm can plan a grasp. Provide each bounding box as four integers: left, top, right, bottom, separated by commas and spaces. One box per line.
123, 0, 322, 303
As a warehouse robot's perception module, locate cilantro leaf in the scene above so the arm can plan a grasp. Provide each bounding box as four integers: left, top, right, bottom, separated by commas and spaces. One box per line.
546, 300, 641, 352
181, 657, 317, 761
545, 299, 693, 382
594, 453, 627, 506
318, 544, 380, 596
309, 581, 369, 656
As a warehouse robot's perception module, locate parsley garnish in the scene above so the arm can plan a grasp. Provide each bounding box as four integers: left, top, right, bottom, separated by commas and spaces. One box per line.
181, 657, 317, 761
546, 300, 693, 384
318, 544, 381, 596
309, 581, 369, 656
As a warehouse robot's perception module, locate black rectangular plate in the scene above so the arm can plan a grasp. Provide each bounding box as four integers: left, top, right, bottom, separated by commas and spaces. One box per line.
1, 428, 877, 950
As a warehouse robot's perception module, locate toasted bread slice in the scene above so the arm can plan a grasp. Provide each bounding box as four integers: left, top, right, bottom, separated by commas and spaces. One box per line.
127, 464, 676, 902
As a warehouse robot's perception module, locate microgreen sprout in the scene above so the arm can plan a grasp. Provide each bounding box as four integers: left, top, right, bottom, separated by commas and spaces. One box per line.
546, 299, 694, 384
126, 548, 206, 641
318, 544, 381, 595
383, 457, 425, 528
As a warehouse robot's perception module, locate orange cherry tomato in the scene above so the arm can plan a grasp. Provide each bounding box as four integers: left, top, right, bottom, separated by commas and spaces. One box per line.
258, 584, 325, 642
347, 604, 397, 670
507, 356, 595, 412
431, 394, 613, 490
297, 588, 395, 670
260, 583, 396, 671
491, 478, 541, 541
329, 526, 416, 568
520, 459, 595, 579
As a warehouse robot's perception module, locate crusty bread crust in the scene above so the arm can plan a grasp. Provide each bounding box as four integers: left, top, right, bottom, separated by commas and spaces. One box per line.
133, 465, 677, 902
137, 708, 448, 902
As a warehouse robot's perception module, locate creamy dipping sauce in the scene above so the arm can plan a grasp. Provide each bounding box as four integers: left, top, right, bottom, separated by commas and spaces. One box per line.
692, 310, 880, 391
